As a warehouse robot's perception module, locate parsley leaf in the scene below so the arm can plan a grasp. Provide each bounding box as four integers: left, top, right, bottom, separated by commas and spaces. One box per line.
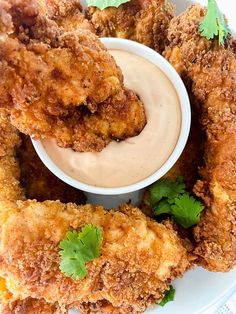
171, 194, 204, 228
86, 0, 130, 10
159, 285, 175, 307
199, 0, 230, 45
149, 177, 185, 206
59, 224, 102, 280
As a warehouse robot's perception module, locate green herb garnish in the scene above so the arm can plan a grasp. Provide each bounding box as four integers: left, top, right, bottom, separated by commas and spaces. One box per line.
170, 193, 204, 228
199, 0, 230, 45
59, 224, 102, 280
86, 0, 130, 10
159, 285, 175, 307
149, 176, 185, 206
150, 177, 204, 228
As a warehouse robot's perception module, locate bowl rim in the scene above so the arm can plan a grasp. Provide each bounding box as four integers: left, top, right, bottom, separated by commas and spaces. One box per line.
32, 37, 191, 195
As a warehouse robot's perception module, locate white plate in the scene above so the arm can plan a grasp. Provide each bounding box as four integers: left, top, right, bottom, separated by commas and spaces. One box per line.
71, 0, 236, 313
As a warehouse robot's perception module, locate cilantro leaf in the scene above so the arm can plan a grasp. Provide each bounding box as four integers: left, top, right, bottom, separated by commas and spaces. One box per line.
149, 177, 204, 229
77, 224, 102, 260
153, 192, 204, 229
171, 194, 204, 228
86, 0, 130, 10
159, 285, 175, 307
199, 0, 230, 45
60, 256, 86, 279
149, 177, 185, 206
153, 199, 172, 216
59, 224, 102, 280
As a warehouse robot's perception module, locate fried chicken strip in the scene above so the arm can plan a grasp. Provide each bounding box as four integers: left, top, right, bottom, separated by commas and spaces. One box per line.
0, 100, 190, 313
0, 257, 63, 314
0, 200, 192, 313
0, 110, 67, 313
0, 293, 65, 314
36, 0, 94, 32
0, 0, 146, 152
164, 5, 236, 272
0, 110, 24, 201
86, 0, 174, 53
74, 88, 146, 152
0, 268, 63, 312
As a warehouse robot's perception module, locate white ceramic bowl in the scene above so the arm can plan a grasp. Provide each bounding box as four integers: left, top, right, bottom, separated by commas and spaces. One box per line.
32, 38, 191, 195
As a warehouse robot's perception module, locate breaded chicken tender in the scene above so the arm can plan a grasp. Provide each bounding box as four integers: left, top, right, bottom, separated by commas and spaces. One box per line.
0, 110, 24, 201
0, 0, 146, 152
0, 262, 62, 313
36, 0, 94, 32
0, 201, 192, 313
0, 6, 122, 135
164, 5, 236, 272
86, 0, 174, 53
1, 0, 93, 36
74, 88, 146, 152
0, 111, 67, 313
0, 294, 65, 314
0, 101, 190, 314
17, 135, 86, 204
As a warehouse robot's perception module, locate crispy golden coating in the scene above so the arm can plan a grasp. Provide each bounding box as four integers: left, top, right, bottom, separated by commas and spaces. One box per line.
74, 88, 146, 152
0, 201, 192, 313
0, 0, 146, 152
0, 295, 65, 314
0, 112, 67, 314
164, 5, 236, 272
17, 134, 86, 204
86, 0, 174, 53
0, 0, 93, 35
0, 110, 24, 201
36, 0, 94, 32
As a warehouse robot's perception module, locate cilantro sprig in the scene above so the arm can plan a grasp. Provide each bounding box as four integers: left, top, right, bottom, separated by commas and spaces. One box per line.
149, 176, 185, 207
199, 0, 230, 45
86, 0, 130, 10
149, 177, 204, 228
159, 286, 175, 307
170, 194, 204, 228
59, 224, 102, 280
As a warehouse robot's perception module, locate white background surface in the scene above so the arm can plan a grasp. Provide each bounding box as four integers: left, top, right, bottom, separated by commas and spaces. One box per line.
72, 1, 236, 313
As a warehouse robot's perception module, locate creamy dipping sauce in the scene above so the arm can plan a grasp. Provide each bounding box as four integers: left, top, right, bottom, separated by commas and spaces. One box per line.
43, 50, 181, 187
